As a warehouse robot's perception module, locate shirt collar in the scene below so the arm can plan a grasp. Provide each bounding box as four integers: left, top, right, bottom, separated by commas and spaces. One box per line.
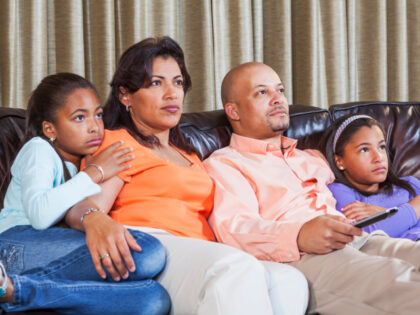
229, 133, 297, 154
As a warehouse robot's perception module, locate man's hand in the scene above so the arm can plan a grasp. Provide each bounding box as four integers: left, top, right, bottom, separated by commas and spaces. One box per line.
297, 214, 362, 254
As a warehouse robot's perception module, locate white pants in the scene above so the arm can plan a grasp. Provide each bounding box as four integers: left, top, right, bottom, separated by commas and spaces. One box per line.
128, 227, 308, 315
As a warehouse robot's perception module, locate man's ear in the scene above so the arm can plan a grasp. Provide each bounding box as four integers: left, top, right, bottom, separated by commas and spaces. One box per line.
225, 102, 240, 121
118, 87, 131, 106
42, 121, 56, 140
334, 154, 345, 171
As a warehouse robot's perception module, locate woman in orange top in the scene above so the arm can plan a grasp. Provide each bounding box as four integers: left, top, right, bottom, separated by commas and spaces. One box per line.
99, 128, 215, 241
65, 37, 308, 314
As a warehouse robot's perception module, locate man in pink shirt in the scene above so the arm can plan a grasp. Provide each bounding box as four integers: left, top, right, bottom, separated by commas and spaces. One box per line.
204, 61, 420, 314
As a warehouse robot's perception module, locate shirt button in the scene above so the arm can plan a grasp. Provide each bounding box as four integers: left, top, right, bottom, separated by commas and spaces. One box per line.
288, 253, 292, 258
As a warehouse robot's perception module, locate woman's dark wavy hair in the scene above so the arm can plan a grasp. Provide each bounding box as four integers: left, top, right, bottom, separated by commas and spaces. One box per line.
320, 114, 416, 196
26, 72, 99, 141
103, 36, 198, 157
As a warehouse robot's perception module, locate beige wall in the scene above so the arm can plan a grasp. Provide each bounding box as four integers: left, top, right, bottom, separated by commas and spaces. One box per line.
1, 0, 420, 112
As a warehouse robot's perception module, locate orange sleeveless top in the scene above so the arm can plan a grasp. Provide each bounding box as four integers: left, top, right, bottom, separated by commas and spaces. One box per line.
97, 129, 215, 241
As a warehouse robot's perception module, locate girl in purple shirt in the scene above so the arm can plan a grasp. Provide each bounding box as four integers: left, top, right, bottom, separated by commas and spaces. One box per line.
320, 114, 420, 241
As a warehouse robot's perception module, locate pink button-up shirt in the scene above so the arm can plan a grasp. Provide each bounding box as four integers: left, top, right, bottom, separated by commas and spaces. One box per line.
204, 133, 343, 262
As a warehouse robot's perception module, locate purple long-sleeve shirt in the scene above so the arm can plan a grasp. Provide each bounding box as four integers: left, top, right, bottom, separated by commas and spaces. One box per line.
328, 176, 420, 241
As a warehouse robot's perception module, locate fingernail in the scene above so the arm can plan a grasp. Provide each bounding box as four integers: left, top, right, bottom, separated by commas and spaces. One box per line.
114, 276, 121, 281
129, 266, 136, 272
123, 272, 129, 279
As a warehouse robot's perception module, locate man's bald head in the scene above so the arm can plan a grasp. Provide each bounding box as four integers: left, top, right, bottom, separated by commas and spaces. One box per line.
221, 62, 264, 106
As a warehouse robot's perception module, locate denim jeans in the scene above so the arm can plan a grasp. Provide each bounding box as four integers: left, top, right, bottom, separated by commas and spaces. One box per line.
0, 225, 170, 314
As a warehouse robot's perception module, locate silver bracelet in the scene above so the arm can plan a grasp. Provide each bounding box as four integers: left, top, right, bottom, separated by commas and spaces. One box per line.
86, 163, 104, 183
80, 208, 104, 224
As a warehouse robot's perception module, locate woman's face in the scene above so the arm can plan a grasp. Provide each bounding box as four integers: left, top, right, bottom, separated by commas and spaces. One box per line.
334, 125, 389, 193
122, 56, 185, 135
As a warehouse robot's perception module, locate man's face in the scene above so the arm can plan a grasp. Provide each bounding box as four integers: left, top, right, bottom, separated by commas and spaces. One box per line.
229, 64, 289, 140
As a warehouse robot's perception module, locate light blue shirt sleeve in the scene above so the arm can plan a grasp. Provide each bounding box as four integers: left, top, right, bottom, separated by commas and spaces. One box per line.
1, 137, 101, 231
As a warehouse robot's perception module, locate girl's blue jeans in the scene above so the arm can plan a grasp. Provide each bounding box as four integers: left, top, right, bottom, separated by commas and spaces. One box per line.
0, 225, 170, 314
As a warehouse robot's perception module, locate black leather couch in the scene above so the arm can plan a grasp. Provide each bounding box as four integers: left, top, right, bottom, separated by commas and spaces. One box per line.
0, 101, 419, 314
179, 101, 420, 178
1, 101, 420, 211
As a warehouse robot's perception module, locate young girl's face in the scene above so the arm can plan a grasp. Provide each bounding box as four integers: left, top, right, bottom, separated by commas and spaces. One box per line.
334, 125, 388, 193
45, 88, 104, 166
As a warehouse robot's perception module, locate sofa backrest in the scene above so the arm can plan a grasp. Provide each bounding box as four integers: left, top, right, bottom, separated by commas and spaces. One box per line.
0, 102, 419, 208
179, 102, 420, 179
0, 108, 26, 208
179, 104, 332, 159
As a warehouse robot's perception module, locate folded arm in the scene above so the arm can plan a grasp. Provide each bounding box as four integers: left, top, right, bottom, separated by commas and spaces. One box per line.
329, 182, 419, 237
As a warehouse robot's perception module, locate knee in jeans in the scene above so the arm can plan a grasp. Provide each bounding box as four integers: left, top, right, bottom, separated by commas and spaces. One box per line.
135, 281, 171, 315
129, 232, 167, 279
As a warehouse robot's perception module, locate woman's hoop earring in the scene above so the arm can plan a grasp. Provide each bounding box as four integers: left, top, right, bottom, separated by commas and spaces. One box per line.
49, 137, 55, 143
126, 105, 130, 112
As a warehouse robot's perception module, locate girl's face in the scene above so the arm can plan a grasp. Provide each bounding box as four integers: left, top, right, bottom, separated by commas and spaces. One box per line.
120, 56, 184, 136
43, 88, 104, 166
334, 125, 388, 193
